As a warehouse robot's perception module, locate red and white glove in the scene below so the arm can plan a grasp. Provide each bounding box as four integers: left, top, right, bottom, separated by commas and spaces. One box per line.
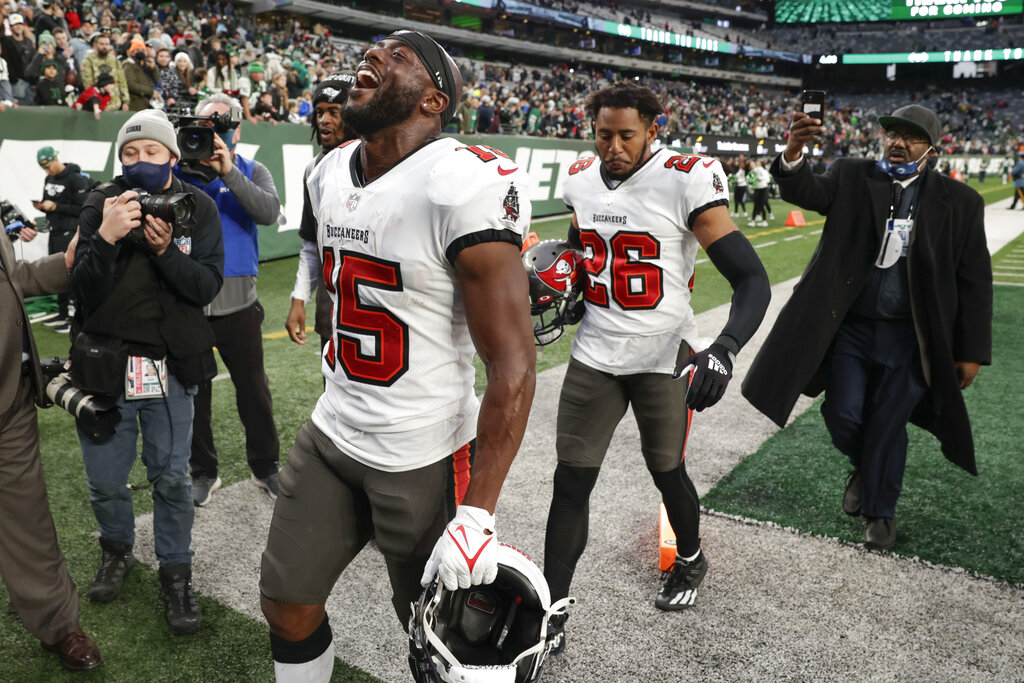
420, 505, 498, 590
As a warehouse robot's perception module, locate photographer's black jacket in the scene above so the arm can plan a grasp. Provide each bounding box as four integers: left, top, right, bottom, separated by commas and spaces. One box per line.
72, 176, 224, 381
41, 163, 91, 234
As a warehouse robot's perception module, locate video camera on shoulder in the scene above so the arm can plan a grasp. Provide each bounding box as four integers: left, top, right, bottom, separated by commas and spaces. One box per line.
124, 191, 197, 244
172, 109, 241, 162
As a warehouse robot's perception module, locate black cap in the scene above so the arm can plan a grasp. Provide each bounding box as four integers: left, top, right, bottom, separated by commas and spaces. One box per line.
878, 105, 940, 146
312, 72, 355, 106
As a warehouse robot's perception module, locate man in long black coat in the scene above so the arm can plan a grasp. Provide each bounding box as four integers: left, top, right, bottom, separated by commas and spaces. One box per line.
742, 104, 992, 549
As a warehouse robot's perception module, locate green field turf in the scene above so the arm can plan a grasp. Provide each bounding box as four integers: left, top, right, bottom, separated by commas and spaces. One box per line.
6, 174, 1015, 680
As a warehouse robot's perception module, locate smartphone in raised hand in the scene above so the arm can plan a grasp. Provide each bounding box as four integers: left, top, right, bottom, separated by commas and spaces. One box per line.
800, 90, 826, 118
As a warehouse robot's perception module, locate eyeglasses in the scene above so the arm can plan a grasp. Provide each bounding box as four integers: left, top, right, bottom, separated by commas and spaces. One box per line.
884, 130, 929, 145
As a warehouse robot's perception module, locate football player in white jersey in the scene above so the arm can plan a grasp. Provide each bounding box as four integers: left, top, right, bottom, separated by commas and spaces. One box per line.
543, 82, 770, 653
259, 31, 536, 683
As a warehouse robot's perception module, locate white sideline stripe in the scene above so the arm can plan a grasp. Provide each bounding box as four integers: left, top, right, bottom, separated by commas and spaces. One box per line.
784, 234, 805, 241
810, 229, 823, 234
993, 272, 1024, 278
754, 241, 777, 249
995, 281, 1024, 287
696, 258, 708, 265
212, 372, 231, 382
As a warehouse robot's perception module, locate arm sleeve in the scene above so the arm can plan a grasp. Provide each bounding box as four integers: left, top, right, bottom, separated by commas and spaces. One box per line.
290, 239, 320, 302
704, 230, 771, 355
151, 193, 224, 306
220, 160, 280, 226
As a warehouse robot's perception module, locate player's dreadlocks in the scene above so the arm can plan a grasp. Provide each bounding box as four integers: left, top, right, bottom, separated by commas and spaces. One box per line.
585, 81, 664, 127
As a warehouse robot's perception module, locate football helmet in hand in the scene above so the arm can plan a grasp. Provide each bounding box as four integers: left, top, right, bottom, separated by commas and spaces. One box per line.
522, 240, 584, 346
409, 543, 576, 683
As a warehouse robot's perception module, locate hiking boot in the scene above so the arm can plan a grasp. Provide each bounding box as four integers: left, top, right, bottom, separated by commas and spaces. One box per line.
252, 471, 280, 500
655, 550, 708, 611
191, 474, 222, 507
546, 613, 567, 656
843, 470, 861, 516
87, 539, 136, 603
159, 564, 202, 635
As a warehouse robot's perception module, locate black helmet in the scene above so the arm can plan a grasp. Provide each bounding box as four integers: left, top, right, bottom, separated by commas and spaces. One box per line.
522, 239, 584, 346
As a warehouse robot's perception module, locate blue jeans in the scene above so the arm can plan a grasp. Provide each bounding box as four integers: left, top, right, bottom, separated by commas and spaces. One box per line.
78, 371, 197, 567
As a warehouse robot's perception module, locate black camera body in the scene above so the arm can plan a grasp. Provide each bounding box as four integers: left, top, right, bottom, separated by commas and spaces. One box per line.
125, 190, 197, 244
173, 110, 241, 162
2, 199, 35, 241
40, 357, 121, 443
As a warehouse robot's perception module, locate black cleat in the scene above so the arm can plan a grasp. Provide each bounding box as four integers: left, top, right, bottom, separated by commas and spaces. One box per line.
655, 550, 708, 611
546, 613, 567, 656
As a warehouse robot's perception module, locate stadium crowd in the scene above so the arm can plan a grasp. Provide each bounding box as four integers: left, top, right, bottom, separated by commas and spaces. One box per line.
1, 0, 1020, 157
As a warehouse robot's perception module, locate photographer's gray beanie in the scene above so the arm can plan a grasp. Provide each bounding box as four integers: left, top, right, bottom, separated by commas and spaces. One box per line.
117, 110, 181, 159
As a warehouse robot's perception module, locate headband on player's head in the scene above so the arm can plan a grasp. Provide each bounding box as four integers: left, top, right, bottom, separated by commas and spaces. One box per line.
313, 72, 355, 106
386, 30, 459, 128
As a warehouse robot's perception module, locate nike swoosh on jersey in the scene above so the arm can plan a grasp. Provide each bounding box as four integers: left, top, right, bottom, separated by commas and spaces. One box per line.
449, 524, 493, 571
497, 166, 517, 176
702, 160, 715, 168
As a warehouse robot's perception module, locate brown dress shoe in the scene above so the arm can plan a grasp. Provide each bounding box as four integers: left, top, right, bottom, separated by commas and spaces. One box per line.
865, 517, 897, 550
43, 627, 102, 672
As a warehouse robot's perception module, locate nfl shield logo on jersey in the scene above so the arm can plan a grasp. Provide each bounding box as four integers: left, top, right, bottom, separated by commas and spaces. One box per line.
502, 184, 520, 224
345, 193, 361, 213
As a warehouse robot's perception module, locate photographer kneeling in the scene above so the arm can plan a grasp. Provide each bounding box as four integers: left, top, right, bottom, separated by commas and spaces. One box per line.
173, 94, 281, 506
70, 110, 224, 635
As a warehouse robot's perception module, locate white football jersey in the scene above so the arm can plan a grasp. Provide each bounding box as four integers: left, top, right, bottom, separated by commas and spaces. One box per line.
563, 148, 730, 375
306, 138, 531, 471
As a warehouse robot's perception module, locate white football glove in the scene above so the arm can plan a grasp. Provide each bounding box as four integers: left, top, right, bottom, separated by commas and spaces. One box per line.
420, 505, 498, 591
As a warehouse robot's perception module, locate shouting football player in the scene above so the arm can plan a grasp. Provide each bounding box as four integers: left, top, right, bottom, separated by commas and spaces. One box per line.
543, 81, 770, 652
258, 31, 536, 682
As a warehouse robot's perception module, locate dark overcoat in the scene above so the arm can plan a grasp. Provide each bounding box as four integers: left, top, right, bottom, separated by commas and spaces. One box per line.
741, 156, 992, 475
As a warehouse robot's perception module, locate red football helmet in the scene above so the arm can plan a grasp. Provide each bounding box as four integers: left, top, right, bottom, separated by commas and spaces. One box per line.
521, 240, 584, 346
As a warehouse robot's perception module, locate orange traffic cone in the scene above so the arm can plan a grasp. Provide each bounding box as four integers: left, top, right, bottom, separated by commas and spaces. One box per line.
785, 210, 806, 227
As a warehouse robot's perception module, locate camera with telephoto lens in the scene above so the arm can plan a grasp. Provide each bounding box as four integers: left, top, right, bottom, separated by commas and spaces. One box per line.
172, 109, 241, 162
2, 199, 35, 241
125, 191, 197, 244
39, 357, 121, 443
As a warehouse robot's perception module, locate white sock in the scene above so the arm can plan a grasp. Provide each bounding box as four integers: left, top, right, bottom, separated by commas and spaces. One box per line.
274, 639, 335, 683
678, 549, 701, 563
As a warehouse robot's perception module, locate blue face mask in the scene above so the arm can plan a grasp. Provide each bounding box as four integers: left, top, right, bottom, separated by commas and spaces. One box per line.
217, 130, 238, 152
122, 159, 171, 193
876, 147, 933, 181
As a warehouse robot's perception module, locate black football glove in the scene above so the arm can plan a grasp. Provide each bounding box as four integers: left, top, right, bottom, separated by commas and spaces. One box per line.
675, 342, 734, 412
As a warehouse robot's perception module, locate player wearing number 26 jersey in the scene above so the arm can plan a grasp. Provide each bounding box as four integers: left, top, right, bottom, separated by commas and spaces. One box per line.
543, 83, 770, 650
259, 31, 536, 683
564, 146, 727, 375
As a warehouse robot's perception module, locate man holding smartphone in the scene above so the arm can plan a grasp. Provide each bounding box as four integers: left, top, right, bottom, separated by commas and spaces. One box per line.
742, 104, 992, 550
34, 146, 90, 333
